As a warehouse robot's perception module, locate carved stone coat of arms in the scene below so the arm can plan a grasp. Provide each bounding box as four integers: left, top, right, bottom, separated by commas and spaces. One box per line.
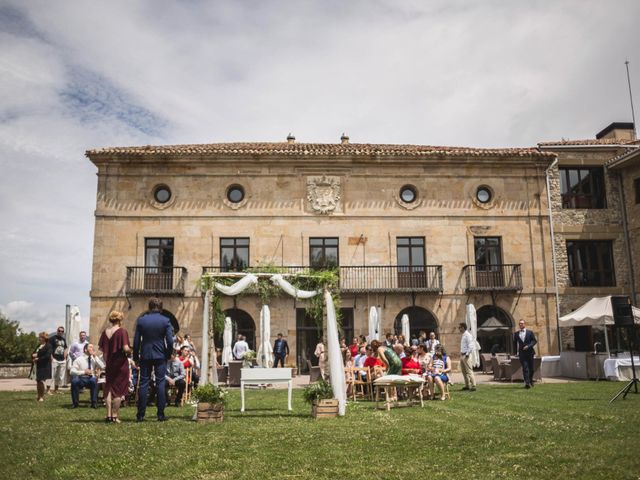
306, 175, 341, 214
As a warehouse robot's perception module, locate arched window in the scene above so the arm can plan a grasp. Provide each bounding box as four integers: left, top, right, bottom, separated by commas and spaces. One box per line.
393, 306, 438, 341
476, 305, 513, 354
214, 309, 256, 351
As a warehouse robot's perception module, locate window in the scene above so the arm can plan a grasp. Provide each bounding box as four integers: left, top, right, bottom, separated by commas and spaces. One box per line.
635, 177, 640, 204
476, 186, 492, 204
145, 238, 174, 269
396, 237, 426, 288
220, 238, 249, 271
559, 167, 606, 209
144, 238, 174, 290
309, 237, 339, 269
474, 237, 502, 268
474, 237, 504, 287
566, 240, 615, 287
153, 185, 172, 204
226, 185, 245, 203
399, 185, 417, 203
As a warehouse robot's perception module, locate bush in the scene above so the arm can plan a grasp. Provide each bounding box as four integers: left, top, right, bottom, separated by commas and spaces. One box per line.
191, 383, 228, 406
0, 314, 38, 363
302, 378, 334, 404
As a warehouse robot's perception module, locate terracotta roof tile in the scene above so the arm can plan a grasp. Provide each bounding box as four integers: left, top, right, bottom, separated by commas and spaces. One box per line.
538, 138, 639, 146
86, 142, 553, 158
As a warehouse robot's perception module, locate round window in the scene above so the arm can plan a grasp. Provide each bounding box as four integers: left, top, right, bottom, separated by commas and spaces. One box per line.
153, 185, 172, 204
476, 186, 492, 204
400, 185, 417, 203
227, 185, 245, 203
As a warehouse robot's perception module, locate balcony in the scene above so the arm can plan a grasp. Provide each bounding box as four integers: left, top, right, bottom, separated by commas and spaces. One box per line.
125, 267, 187, 296
463, 264, 522, 292
202, 265, 443, 293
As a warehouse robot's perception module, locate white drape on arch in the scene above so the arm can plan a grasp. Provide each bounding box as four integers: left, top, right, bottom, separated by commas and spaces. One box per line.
270, 274, 319, 299
257, 305, 273, 367
213, 274, 258, 295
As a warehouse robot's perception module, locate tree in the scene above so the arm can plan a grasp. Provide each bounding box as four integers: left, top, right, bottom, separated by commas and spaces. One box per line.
0, 313, 39, 363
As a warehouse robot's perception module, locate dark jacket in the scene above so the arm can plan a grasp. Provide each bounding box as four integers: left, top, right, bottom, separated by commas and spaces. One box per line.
133, 311, 174, 362
513, 330, 537, 357
273, 338, 289, 356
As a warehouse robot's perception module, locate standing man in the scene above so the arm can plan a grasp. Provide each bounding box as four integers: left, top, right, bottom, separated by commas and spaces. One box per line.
233, 334, 249, 360
458, 323, 477, 391
273, 333, 289, 368
514, 319, 537, 389
69, 343, 104, 408
49, 326, 68, 394
69, 331, 89, 361
426, 331, 440, 354
133, 298, 174, 422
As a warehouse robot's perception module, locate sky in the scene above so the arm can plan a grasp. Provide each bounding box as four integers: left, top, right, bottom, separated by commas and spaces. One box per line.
0, 0, 639, 335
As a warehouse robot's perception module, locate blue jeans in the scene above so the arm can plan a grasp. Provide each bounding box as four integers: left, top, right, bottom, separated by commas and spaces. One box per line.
71, 376, 97, 406
137, 359, 168, 420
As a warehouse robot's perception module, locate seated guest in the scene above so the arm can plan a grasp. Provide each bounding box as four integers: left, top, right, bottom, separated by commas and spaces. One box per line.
363, 345, 384, 379
70, 343, 104, 408
178, 346, 200, 388
343, 349, 354, 369
417, 344, 433, 397
401, 347, 422, 375
69, 331, 89, 362
427, 345, 452, 400
349, 337, 359, 359
166, 351, 186, 407
393, 343, 405, 359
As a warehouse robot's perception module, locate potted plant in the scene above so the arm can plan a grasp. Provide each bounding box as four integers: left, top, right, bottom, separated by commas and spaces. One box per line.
303, 379, 338, 418
192, 383, 228, 423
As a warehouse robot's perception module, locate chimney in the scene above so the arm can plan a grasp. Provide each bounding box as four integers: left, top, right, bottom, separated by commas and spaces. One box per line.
340, 133, 349, 145
286, 133, 295, 144
595, 122, 636, 141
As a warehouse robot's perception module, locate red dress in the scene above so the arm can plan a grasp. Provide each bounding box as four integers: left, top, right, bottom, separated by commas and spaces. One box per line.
99, 328, 130, 398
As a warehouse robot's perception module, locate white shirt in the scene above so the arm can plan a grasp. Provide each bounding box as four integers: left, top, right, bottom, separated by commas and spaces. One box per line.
70, 354, 105, 377
426, 338, 440, 354
519, 329, 526, 342
233, 340, 249, 360
460, 330, 474, 355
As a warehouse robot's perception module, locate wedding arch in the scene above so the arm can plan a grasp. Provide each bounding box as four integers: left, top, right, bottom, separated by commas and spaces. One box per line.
198, 271, 347, 416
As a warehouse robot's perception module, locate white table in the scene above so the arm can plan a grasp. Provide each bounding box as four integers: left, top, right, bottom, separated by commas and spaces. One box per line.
541, 355, 561, 378
604, 357, 640, 381
240, 368, 293, 412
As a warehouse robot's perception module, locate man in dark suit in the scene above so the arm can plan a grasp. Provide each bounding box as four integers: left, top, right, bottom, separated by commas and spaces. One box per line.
134, 297, 174, 421
513, 319, 537, 389
273, 333, 289, 368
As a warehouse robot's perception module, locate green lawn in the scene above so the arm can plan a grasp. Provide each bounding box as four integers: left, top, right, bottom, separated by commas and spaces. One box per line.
1, 382, 639, 479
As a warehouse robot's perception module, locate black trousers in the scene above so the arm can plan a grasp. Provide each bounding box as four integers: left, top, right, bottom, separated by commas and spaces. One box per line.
520, 353, 535, 385
166, 378, 186, 404
273, 354, 286, 368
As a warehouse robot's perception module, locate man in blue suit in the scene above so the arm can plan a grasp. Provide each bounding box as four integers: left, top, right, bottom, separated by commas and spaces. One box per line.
513, 319, 537, 389
134, 297, 174, 421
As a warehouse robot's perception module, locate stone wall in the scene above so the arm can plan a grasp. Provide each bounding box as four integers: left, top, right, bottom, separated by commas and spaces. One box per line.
0, 364, 31, 378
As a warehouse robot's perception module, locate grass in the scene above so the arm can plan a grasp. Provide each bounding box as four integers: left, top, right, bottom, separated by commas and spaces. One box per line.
0, 382, 639, 479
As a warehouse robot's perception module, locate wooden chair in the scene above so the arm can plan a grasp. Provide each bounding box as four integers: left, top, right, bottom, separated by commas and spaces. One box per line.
182, 367, 193, 405
345, 367, 372, 401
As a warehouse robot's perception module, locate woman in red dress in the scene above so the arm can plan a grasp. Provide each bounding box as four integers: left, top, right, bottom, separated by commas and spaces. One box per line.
98, 311, 131, 423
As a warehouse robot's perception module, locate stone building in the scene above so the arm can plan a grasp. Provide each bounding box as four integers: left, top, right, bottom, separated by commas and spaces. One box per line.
538, 122, 639, 351
86, 137, 559, 369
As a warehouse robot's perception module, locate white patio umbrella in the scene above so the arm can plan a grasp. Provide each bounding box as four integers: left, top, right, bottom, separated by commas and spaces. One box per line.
465, 304, 481, 368
368, 306, 379, 342
222, 316, 233, 366
401, 314, 410, 344
257, 305, 273, 367
68, 306, 82, 344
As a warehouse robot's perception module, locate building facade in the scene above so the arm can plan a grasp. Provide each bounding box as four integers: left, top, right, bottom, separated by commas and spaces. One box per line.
539, 122, 639, 352
86, 138, 559, 369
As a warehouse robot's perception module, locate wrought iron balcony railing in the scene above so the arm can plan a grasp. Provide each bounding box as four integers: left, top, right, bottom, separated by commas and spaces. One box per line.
202, 265, 443, 293
463, 264, 522, 292
125, 266, 187, 296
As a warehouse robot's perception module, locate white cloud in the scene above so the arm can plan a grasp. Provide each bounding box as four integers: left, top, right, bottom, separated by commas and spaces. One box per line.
0, 0, 639, 334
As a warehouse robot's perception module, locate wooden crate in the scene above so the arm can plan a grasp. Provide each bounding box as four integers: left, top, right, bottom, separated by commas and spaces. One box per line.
196, 402, 224, 423
312, 399, 339, 419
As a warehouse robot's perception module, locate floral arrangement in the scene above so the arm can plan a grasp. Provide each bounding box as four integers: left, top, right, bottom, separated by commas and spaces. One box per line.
243, 350, 256, 361
191, 383, 228, 406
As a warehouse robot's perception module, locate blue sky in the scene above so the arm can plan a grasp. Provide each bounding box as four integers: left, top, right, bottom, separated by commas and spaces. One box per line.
0, 0, 639, 334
